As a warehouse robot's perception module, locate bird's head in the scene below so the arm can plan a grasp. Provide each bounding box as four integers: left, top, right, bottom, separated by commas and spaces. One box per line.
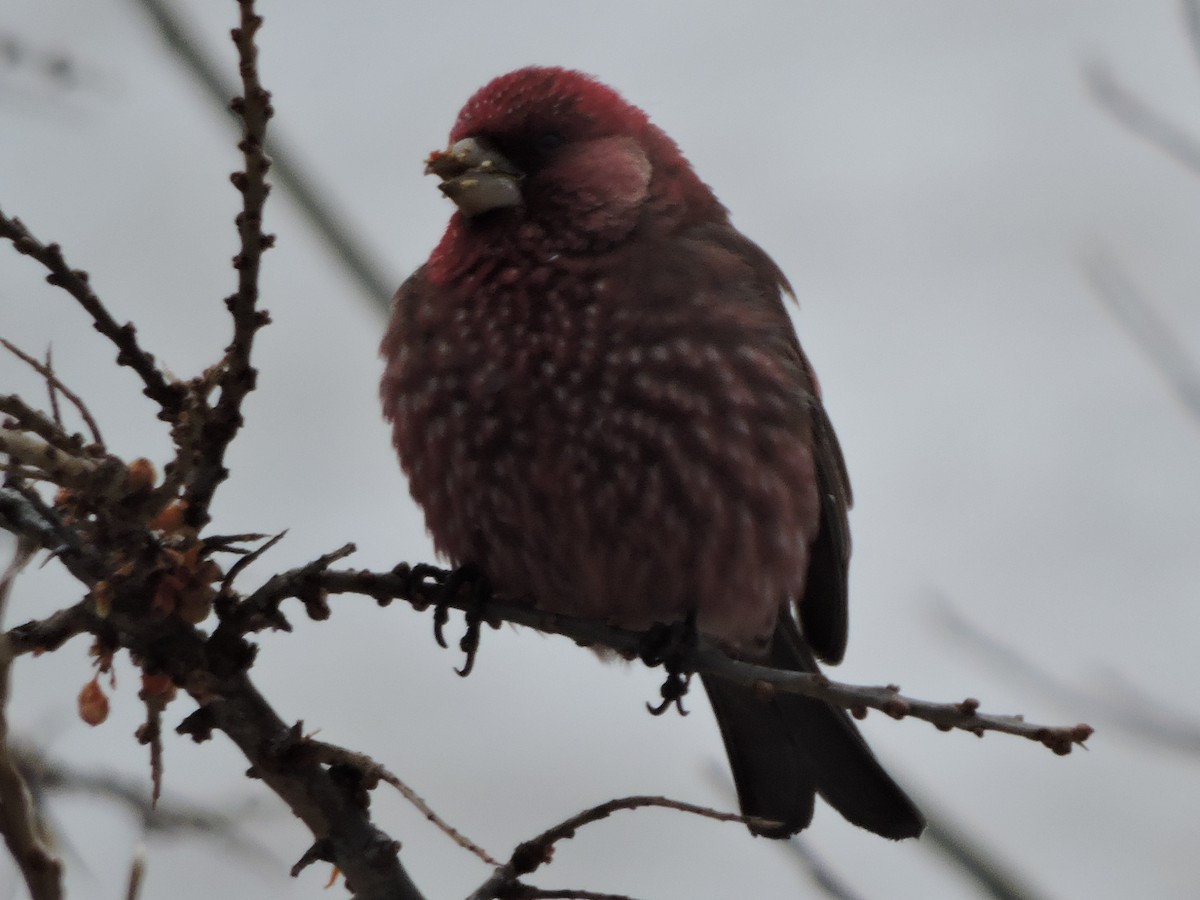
424, 67, 721, 241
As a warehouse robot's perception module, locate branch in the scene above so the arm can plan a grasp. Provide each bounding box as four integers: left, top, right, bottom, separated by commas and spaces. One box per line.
936, 599, 1200, 759
240, 563, 1093, 755
468, 795, 767, 900
306, 738, 499, 868
180, 0, 275, 529
1085, 60, 1200, 178
0, 338, 104, 445
0, 209, 186, 420
134, 0, 396, 312
1081, 243, 1200, 428
0, 544, 64, 900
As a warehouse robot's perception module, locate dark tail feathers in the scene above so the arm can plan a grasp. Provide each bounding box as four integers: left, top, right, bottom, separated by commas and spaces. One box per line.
701, 619, 924, 839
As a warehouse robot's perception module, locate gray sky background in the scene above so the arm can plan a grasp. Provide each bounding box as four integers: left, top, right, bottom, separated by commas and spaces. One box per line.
3, 2, 1200, 898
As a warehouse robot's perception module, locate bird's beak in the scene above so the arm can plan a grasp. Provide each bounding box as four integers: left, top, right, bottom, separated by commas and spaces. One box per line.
425, 137, 524, 218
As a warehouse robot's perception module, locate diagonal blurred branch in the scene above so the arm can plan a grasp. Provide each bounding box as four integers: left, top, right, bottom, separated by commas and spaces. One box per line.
934, 598, 1200, 759
1184, 0, 1200, 84
1081, 247, 1200, 428
131, 0, 395, 312
0, 542, 64, 900
1085, 59, 1200, 178
919, 797, 1052, 900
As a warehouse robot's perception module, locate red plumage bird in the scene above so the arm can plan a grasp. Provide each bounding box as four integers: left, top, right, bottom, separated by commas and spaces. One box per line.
381, 66, 923, 840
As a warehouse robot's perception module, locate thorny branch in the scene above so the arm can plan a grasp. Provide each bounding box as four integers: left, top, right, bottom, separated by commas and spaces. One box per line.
181, 0, 275, 529
1, 338, 103, 445
0, 211, 185, 420
218, 562, 1091, 755
0, 2, 423, 896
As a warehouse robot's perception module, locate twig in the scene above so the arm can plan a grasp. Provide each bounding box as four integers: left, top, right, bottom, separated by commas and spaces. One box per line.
0, 543, 64, 900
219, 542, 356, 634
1, 337, 104, 445
0, 486, 99, 586
11, 739, 279, 869
1183, 0, 1200, 84
307, 739, 499, 867
693, 646, 1092, 755
1084, 61, 1200, 178
0, 429, 104, 489
125, 845, 146, 900
935, 600, 1200, 758
920, 802, 1052, 900
133, 0, 395, 311
467, 795, 768, 900
44, 347, 61, 430
219, 529, 287, 594
180, 0, 274, 529
132, 0, 393, 314
702, 763, 866, 900
0, 208, 185, 419
1081, 246, 1200, 426
0, 392, 90, 457
294, 565, 1093, 755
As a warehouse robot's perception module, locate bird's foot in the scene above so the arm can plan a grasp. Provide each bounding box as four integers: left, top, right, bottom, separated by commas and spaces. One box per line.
405, 562, 492, 676
640, 613, 698, 717
441, 564, 493, 677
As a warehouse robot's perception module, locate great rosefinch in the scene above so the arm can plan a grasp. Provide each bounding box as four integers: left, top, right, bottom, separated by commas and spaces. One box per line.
381, 66, 923, 840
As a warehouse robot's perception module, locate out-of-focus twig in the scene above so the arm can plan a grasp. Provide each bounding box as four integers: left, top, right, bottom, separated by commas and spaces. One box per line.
919, 796, 1052, 900
132, 0, 396, 311
1085, 60, 1200, 177
1183, 0, 1200, 84
702, 761, 864, 900
0, 543, 64, 900
1081, 248, 1200, 427
935, 599, 1200, 758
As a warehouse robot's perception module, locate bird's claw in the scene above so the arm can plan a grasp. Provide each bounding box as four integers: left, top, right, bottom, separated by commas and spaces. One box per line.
404, 563, 452, 647
640, 614, 698, 717
437, 564, 491, 677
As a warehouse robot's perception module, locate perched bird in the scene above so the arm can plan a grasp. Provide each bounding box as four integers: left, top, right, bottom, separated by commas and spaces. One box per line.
381, 66, 924, 840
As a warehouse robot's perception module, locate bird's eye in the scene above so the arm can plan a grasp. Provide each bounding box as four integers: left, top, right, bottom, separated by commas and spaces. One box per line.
536, 131, 565, 152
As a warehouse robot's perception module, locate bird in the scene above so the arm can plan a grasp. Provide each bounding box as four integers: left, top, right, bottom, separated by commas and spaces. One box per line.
380, 66, 924, 840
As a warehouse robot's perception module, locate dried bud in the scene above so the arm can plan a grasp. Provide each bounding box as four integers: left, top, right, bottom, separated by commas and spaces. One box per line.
140, 671, 177, 704
126, 457, 157, 493
150, 500, 187, 533
92, 581, 113, 617
78, 677, 109, 726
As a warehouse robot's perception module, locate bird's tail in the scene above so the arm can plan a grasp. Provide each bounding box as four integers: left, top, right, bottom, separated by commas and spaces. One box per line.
700, 618, 924, 839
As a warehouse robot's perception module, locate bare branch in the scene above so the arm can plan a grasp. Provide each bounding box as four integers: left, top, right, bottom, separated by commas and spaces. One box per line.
0, 428, 105, 489
468, 795, 768, 900
0, 392, 91, 458
1, 338, 104, 445
307, 738, 500, 867
181, 0, 275, 529
285, 565, 1093, 755
0, 544, 64, 900
0, 209, 185, 419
